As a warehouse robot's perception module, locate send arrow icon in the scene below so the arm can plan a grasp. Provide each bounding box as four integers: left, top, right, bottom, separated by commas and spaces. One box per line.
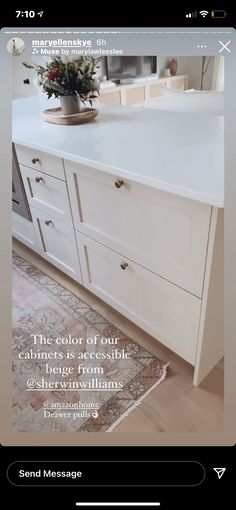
213, 468, 226, 479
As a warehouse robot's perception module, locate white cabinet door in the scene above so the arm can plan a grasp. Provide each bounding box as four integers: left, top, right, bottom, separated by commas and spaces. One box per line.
15, 144, 65, 180
66, 161, 211, 297
20, 165, 73, 227
77, 232, 201, 364
31, 208, 82, 283
12, 212, 39, 252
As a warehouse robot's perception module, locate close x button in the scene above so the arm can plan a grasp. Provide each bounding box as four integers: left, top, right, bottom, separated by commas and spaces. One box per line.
7, 461, 205, 486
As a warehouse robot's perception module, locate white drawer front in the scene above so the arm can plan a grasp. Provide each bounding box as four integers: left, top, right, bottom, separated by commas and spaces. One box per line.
15, 144, 65, 180
66, 162, 211, 297
77, 232, 201, 364
31, 208, 82, 283
20, 165, 73, 227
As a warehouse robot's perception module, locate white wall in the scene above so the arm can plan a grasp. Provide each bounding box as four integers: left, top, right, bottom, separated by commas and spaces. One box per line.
177, 56, 215, 90
156, 57, 169, 77
12, 50, 49, 98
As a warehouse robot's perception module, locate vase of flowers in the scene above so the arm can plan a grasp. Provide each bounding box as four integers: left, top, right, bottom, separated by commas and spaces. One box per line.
23, 56, 100, 115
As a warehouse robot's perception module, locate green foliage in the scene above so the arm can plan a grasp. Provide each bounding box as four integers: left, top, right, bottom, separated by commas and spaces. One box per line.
22, 56, 100, 103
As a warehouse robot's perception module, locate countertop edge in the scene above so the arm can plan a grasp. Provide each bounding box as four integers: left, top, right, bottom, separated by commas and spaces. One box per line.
13, 139, 224, 209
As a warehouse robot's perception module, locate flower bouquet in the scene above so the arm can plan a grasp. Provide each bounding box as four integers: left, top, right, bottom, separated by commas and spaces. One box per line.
23, 56, 100, 116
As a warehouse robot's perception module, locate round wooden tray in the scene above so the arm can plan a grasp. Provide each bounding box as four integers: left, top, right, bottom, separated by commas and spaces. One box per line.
42, 107, 98, 125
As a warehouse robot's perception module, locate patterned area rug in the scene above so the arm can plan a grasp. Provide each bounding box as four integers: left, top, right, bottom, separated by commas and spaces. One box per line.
12, 252, 168, 432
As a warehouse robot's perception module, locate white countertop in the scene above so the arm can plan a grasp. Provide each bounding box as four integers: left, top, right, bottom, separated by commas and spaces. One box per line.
12, 96, 224, 207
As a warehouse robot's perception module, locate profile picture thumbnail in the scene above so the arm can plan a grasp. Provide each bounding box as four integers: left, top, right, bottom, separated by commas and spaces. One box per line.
7, 38, 25, 56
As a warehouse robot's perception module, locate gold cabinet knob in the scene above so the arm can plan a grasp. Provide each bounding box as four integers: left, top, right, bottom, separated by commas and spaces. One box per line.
115, 179, 124, 189
120, 262, 128, 270
45, 220, 53, 226
35, 176, 43, 183
32, 158, 40, 164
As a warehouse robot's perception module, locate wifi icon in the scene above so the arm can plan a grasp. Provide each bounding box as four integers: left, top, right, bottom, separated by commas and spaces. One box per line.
199, 10, 209, 17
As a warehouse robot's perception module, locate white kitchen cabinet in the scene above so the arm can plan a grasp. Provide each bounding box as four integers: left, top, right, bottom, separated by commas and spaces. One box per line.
20, 165, 73, 227
12, 211, 39, 252
66, 162, 211, 297
76, 231, 201, 364
12, 98, 224, 386
15, 144, 65, 180
30, 207, 82, 283
99, 75, 188, 106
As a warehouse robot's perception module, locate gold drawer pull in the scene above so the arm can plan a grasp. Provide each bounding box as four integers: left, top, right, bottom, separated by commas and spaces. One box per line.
115, 179, 124, 189
35, 176, 43, 183
120, 262, 128, 270
32, 158, 40, 164
45, 220, 53, 226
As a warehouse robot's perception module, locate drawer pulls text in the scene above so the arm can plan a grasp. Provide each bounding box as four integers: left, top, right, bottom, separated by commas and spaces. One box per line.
120, 262, 128, 270
115, 179, 125, 189
35, 176, 43, 183
45, 220, 53, 226
32, 158, 40, 164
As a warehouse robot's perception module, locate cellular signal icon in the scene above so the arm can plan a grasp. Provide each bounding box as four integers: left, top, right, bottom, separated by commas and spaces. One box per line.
186, 11, 197, 18
199, 10, 209, 17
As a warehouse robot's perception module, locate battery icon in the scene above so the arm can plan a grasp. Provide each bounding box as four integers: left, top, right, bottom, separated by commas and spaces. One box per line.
211, 10, 227, 18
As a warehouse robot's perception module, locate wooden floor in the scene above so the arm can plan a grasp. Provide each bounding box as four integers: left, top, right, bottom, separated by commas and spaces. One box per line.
13, 239, 224, 433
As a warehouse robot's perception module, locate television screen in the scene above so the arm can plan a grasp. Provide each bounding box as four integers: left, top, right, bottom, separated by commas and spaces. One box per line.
106, 56, 156, 80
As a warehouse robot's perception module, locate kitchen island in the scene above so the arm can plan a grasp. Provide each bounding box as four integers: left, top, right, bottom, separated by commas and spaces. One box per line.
12, 96, 224, 385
